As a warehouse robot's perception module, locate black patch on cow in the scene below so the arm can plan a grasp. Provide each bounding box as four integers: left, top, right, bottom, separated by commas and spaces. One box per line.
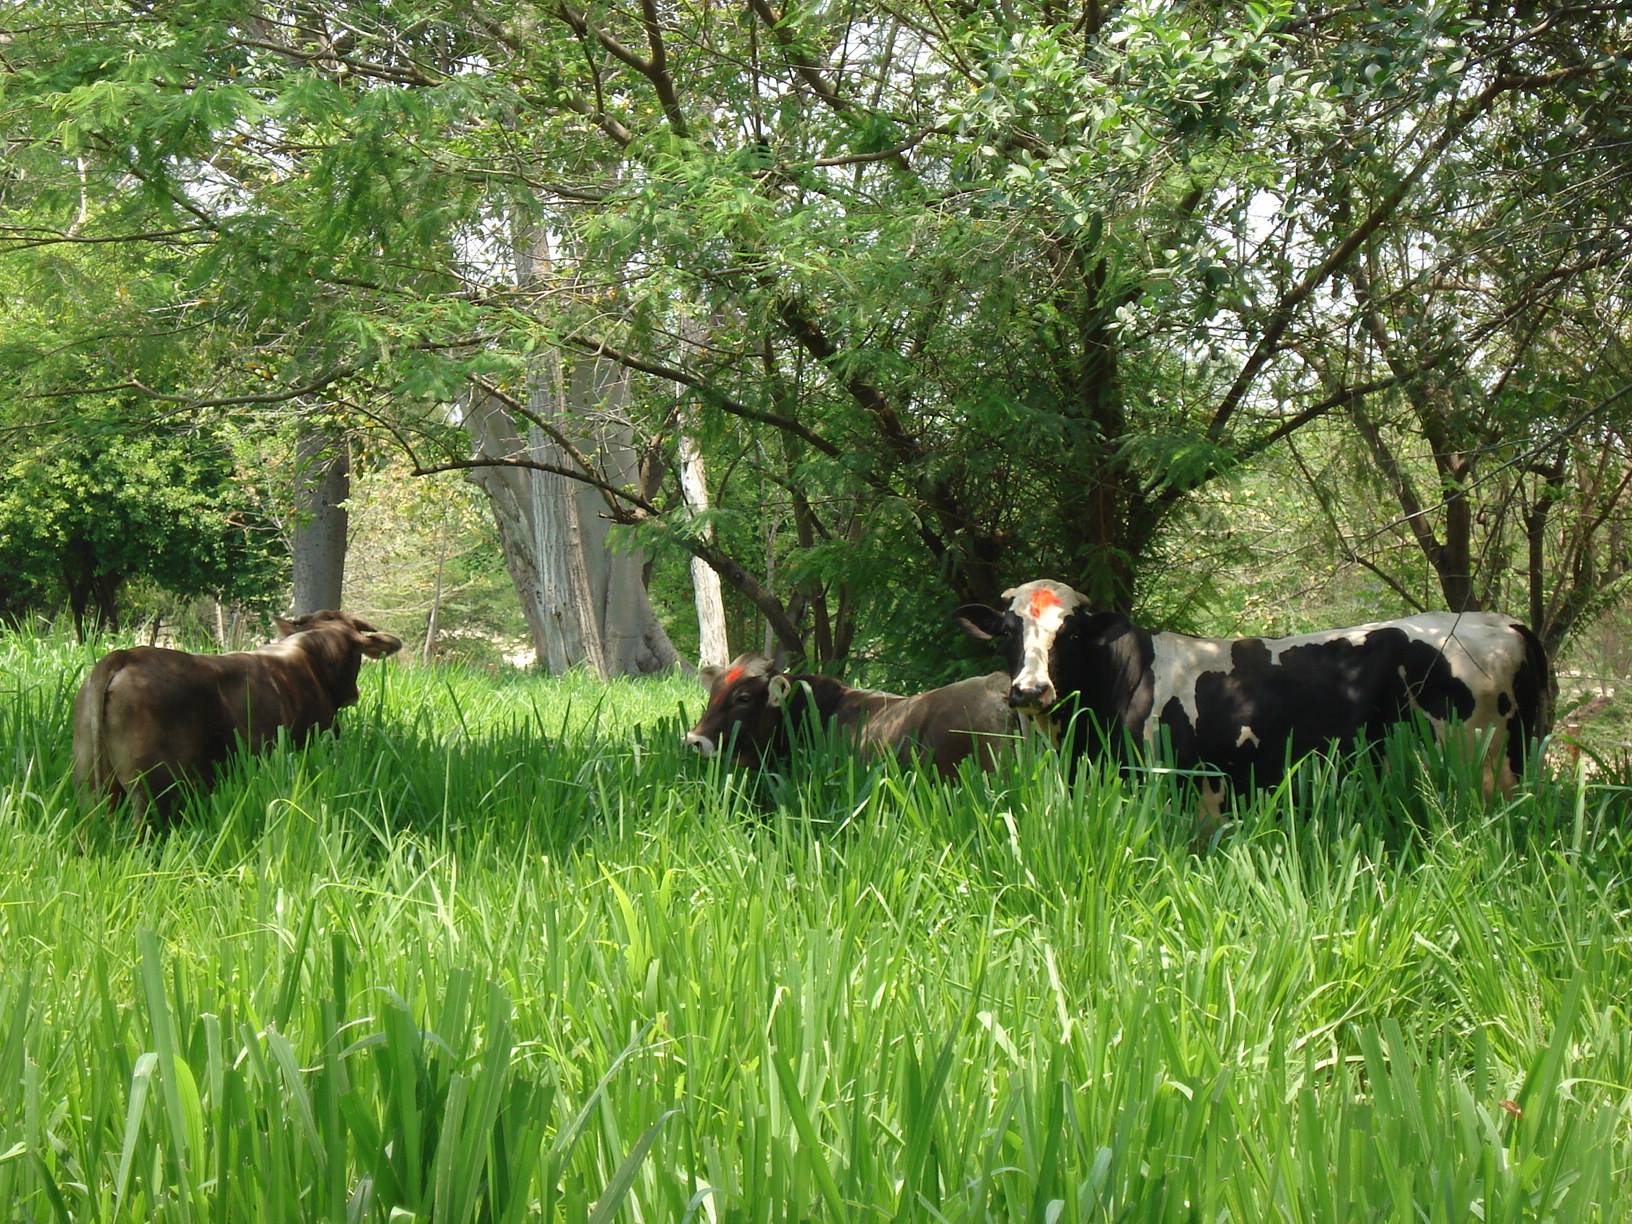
1505, 623, 1553, 780
988, 612, 1025, 683
1231, 638, 1272, 672
1498, 692, 1511, 716
1168, 627, 1473, 793
1157, 695, 1197, 766
1394, 634, 1475, 723
1044, 610, 1156, 761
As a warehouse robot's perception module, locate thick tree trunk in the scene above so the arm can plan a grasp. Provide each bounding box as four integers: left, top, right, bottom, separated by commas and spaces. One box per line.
677, 421, 730, 667
463, 359, 679, 678
461, 219, 679, 675
292, 424, 350, 615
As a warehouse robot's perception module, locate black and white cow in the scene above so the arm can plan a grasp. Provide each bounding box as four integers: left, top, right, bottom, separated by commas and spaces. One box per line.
955, 579, 1554, 833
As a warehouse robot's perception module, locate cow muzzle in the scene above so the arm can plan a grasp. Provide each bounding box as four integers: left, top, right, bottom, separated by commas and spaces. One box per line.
1008, 681, 1055, 710
684, 732, 716, 758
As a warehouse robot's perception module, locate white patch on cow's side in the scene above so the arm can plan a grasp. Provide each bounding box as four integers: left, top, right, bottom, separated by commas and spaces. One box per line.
1235, 725, 1259, 749
684, 732, 716, 758
1141, 632, 1233, 742
1002, 579, 1088, 708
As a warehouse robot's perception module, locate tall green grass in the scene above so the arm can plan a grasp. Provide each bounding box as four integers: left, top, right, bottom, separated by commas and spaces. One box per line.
2, 627, 1630, 1219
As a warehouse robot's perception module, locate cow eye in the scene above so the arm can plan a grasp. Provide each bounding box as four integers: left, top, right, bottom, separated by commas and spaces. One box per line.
734, 688, 754, 703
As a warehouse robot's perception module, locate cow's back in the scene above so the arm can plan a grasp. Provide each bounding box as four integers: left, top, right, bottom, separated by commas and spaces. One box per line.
1141, 611, 1548, 792
75, 645, 311, 817
862, 672, 1015, 776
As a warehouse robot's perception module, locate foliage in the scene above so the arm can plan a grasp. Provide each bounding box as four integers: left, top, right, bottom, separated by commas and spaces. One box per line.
1, 1, 1629, 672
0, 411, 284, 634
340, 456, 528, 665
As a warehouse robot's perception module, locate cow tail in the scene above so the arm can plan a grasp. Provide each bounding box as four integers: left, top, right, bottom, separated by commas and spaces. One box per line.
84, 654, 125, 795
1516, 623, 1556, 742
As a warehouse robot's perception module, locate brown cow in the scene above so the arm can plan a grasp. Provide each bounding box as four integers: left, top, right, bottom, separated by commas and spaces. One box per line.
72, 610, 402, 821
683, 653, 1016, 776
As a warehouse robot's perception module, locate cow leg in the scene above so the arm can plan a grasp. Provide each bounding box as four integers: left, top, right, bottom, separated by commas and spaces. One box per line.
1442, 721, 1515, 800
127, 778, 149, 828
1482, 729, 1518, 799
126, 764, 187, 829
1191, 776, 1231, 852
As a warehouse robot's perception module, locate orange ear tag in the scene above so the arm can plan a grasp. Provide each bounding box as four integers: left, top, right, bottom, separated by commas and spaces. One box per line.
1029, 588, 1063, 618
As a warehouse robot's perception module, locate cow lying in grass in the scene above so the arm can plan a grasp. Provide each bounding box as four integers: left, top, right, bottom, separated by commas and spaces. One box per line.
684, 653, 1016, 776
956, 578, 1555, 839
73, 610, 402, 822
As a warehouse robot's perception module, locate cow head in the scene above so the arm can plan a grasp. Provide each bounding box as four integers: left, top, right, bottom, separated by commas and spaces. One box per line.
277, 610, 403, 656
954, 579, 1089, 712
685, 652, 792, 762
275, 610, 403, 706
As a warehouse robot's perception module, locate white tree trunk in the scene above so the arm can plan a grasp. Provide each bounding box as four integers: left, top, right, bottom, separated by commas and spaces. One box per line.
677, 421, 730, 667
462, 221, 677, 677
422, 507, 448, 665
463, 361, 678, 678
291, 424, 349, 615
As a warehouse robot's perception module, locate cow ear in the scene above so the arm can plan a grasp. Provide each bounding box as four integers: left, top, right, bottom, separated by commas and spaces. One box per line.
766, 674, 792, 707
275, 616, 300, 637
953, 604, 1006, 641
699, 664, 723, 689
359, 630, 403, 658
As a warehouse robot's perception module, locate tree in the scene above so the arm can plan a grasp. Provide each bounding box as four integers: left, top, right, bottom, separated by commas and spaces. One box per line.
291, 422, 351, 615
1268, 10, 1632, 649
0, 414, 283, 637
4, 0, 1628, 675
338, 453, 526, 666
462, 354, 679, 676
677, 416, 730, 668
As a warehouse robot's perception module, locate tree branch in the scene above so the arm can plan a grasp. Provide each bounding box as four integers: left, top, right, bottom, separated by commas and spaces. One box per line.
559, 331, 846, 459
638, 0, 689, 138
745, 0, 858, 122
1204, 74, 1512, 445
0, 224, 211, 250
467, 372, 620, 515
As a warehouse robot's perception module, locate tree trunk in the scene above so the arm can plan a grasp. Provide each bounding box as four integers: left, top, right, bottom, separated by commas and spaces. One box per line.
423, 507, 448, 665
463, 359, 679, 678
63, 538, 119, 641
677, 420, 730, 667
292, 424, 349, 615
461, 220, 680, 676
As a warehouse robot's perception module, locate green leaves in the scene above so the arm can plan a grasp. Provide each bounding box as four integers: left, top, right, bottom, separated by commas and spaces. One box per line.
0, 414, 284, 626
5, 0, 1630, 664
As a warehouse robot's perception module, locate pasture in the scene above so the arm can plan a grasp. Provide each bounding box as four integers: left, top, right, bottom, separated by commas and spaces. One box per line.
3, 628, 1632, 1220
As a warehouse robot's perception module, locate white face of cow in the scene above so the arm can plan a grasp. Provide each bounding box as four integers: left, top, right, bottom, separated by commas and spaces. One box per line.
1003, 579, 1089, 710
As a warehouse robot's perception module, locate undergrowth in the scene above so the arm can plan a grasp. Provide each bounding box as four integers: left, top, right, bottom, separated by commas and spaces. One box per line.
2, 628, 1630, 1220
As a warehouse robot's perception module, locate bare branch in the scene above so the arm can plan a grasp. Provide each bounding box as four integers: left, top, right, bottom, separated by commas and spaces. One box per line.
1205, 75, 1512, 444
414, 453, 654, 511
560, 331, 846, 459
0, 224, 211, 250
